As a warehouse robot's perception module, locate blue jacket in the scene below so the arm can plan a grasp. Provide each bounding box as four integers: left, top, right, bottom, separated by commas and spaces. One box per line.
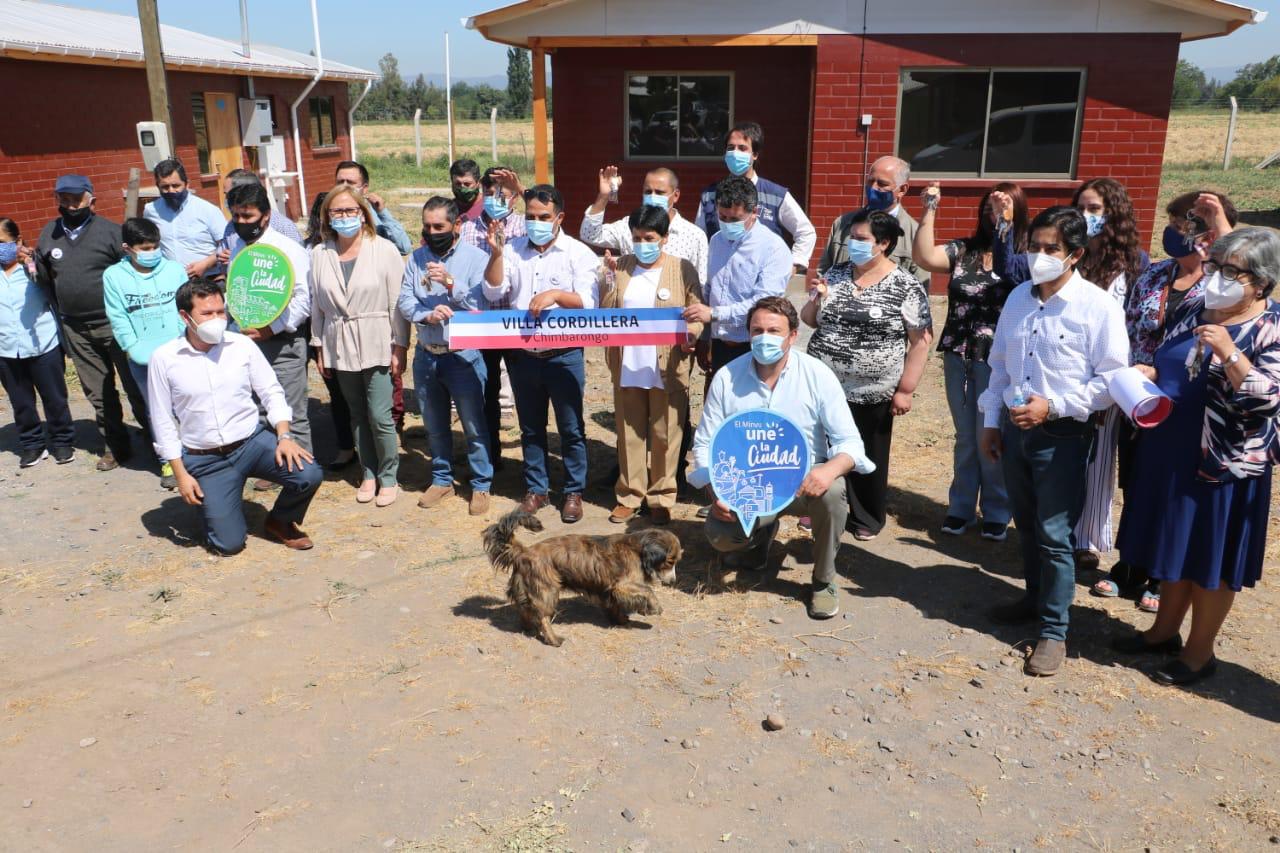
700, 175, 789, 240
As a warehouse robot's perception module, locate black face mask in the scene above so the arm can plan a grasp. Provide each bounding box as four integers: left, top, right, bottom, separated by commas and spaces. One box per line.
234, 219, 265, 243
161, 190, 189, 210
59, 206, 92, 227
423, 229, 456, 256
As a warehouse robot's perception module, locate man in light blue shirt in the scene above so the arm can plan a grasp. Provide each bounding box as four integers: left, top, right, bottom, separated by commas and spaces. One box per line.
335, 160, 412, 255
399, 196, 492, 516
683, 176, 793, 375
689, 296, 874, 620
143, 159, 227, 278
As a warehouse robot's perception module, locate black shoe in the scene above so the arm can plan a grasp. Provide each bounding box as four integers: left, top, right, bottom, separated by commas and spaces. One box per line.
1110, 632, 1182, 656
940, 515, 969, 536
980, 522, 1009, 542
1153, 657, 1217, 686
988, 598, 1037, 625
696, 504, 712, 519
51, 446, 75, 464
19, 448, 48, 468
325, 449, 356, 472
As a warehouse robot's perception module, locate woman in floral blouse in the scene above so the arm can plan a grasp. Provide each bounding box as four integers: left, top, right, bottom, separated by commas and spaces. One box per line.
1112, 228, 1280, 687
913, 181, 1027, 541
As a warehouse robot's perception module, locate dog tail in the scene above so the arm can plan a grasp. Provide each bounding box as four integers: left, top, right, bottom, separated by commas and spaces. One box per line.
482, 508, 544, 573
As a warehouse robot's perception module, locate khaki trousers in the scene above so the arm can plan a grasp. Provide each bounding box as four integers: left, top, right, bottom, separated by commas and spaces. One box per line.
614, 383, 687, 510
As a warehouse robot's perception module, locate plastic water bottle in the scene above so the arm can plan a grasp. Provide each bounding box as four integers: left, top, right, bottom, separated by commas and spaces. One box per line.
1011, 383, 1030, 408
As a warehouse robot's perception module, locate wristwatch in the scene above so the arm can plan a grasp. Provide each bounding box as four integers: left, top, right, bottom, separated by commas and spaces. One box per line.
1045, 398, 1059, 421
1226, 351, 1242, 366
278, 432, 295, 442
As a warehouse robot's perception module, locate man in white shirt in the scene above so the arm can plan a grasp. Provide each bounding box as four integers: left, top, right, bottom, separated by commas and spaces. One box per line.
978, 206, 1129, 677
148, 279, 322, 556
580, 166, 708, 284
817, 156, 926, 287
143, 159, 227, 278
225, 181, 315, 453
483, 183, 599, 524
694, 121, 816, 275
689, 296, 875, 620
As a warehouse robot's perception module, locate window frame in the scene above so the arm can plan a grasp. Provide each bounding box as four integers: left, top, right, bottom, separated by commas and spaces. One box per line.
190, 93, 212, 176
893, 66, 1088, 180
623, 70, 735, 162
308, 95, 338, 149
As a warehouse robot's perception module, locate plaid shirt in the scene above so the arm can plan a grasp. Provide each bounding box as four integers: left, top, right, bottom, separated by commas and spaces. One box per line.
459, 214, 527, 308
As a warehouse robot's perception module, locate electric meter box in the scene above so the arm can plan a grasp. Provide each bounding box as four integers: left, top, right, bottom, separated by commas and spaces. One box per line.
239, 98, 274, 146
136, 121, 172, 171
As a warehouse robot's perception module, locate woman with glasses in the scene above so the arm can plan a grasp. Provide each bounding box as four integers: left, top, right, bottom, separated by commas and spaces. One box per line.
309, 185, 409, 506
1111, 227, 1280, 686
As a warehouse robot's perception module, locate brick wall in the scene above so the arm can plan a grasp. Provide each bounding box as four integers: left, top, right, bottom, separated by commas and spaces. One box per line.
0, 58, 351, 236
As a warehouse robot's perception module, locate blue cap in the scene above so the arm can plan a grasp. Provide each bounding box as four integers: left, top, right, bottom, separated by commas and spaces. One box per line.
54, 174, 94, 195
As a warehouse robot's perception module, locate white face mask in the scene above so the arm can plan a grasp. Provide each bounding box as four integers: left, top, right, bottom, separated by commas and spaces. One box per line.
1203, 271, 1246, 310
1027, 252, 1069, 286
189, 316, 227, 345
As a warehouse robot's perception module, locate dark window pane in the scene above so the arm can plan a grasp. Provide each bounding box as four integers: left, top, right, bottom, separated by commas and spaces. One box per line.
898, 70, 989, 175
629, 75, 678, 158
984, 71, 1080, 174
190, 94, 211, 174
679, 76, 730, 156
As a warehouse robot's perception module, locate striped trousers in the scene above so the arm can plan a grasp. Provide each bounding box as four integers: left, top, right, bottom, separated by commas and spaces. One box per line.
1073, 406, 1121, 553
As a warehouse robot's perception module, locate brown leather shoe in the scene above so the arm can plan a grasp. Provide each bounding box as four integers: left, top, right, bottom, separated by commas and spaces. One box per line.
520, 492, 550, 513
650, 506, 671, 526
561, 493, 583, 523
469, 491, 490, 516
418, 484, 454, 509
264, 516, 314, 550
609, 505, 635, 523
1025, 639, 1066, 677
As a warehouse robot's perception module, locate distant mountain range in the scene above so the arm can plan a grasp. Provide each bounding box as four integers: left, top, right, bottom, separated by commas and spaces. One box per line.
406, 73, 509, 88
1202, 65, 1242, 84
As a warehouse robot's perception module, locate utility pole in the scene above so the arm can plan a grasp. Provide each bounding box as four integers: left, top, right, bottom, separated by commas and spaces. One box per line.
137, 0, 173, 142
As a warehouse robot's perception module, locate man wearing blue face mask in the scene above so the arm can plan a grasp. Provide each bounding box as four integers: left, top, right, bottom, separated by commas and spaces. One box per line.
689, 296, 875, 619
144, 159, 227, 279
580, 166, 708, 285
694, 122, 815, 275
818, 156, 925, 287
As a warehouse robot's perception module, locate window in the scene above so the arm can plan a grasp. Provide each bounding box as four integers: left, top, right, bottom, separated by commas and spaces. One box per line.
190, 94, 211, 174
897, 69, 1085, 177
626, 73, 732, 160
309, 95, 337, 148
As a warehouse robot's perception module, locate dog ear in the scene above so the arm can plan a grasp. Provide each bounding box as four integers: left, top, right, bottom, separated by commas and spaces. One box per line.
639, 537, 670, 576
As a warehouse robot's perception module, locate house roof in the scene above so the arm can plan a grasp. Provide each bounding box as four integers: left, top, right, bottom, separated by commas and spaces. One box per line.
466, 0, 1265, 47
0, 0, 376, 81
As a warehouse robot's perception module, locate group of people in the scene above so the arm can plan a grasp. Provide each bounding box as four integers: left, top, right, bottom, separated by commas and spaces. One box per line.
2, 119, 1277, 685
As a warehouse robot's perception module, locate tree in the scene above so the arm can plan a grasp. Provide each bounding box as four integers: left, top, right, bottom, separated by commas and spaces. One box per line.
1172, 59, 1208, 104
506, 47, 532, 116
1254, 76, 1280, 110
1220, 56, 1280, 101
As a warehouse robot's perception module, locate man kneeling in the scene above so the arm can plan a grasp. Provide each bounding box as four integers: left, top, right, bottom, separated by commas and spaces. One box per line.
688, 296, 875, 619
147, 278, 323, 555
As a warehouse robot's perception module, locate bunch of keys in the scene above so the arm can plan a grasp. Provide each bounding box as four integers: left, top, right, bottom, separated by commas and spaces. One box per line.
1185, 335, 1206, 380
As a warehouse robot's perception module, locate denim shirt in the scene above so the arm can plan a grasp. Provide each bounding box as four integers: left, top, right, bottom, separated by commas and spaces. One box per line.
397, 239, 488, 348
0, 262, 60, 359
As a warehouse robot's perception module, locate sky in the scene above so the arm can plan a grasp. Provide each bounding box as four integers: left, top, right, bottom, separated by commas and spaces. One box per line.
52, 0, 1280, 82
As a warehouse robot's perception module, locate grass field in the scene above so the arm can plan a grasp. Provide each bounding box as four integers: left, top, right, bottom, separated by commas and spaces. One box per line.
359, 119, 551, 191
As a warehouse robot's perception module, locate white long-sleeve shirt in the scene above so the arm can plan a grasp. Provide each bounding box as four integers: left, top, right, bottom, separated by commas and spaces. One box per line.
694, 175, 816, 269
227, 225, 312, 335
978, 271, 1130, 430
482, 231, 600, 310
579, 208, 709, 285
147, 331, 292, 461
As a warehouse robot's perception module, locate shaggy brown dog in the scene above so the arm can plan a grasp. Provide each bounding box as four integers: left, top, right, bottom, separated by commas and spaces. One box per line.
482, 509, 682, 647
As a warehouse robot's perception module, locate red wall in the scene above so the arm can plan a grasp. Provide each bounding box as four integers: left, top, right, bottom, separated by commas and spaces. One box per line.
550, 46, 814, 229
811, 33, 1179, 288
0, 58, 351, 237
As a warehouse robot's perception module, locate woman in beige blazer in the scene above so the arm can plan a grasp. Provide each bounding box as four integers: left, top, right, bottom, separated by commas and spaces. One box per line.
598, 205, 705, 525
310, 186, 409, 506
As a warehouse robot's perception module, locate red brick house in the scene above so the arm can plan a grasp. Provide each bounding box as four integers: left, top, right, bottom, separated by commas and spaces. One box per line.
467, 0, 1264, 288
0, 0, 375, 234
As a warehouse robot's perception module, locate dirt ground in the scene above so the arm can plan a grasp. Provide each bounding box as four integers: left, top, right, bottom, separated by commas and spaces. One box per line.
2, 300, 1279, 851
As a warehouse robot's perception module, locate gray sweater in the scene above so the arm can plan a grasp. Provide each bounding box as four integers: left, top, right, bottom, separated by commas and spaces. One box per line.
36, 215, 124, 325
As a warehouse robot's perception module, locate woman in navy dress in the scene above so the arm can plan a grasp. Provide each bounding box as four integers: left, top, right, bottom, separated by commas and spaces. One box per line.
1114, 227, 1280, 686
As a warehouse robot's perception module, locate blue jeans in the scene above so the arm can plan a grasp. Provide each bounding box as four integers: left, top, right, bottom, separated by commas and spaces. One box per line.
508, 349, 588, 495
413, 347, 492, 492
180, 427, 323, 555
943, 352, 1010, 525
1000, 417, 1094, 641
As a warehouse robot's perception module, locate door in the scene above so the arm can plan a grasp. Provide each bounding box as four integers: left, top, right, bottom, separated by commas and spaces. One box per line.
204, 92, 243, 210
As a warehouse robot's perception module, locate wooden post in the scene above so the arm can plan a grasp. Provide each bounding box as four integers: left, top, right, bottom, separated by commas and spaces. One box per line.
1223, 96, 1239, 171
413, 108, 423, 168
124, 168, 141, 219
490, 107, 499, 161
532, 45, 549, 184
136, 0, 173, 142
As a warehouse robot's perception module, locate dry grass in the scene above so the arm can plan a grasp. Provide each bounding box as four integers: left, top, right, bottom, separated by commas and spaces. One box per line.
1164, 112, 1280, 165
355, 119, 552, 163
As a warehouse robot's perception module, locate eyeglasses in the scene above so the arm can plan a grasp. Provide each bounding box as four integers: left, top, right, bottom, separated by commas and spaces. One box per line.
329, 208, 362, 218
1203, 260, 1257, 285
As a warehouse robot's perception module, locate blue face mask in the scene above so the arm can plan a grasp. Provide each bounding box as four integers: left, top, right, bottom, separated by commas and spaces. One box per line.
484, 195, 510, 220
642, 193, 669, 210
0, 243, 18, 265
1084, 213, 1107, 239
1161, 224, 1197, 259
718, 219, 747, 243
847, 238, 876, 266
527, 219, 556, 246
866, 185, 896, 211
634, 241, 662, 264
751, 333, 787, 365
134, 248, 163, 269
724, 149, 753, 176
331, 216, 363, 237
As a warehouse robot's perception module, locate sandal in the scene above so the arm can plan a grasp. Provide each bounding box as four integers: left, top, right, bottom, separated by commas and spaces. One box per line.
1090, 578, 1121, 598
1138, 587, 1161, 613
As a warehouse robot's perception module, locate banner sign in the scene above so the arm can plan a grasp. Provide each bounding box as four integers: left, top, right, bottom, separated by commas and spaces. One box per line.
447, 307, 687, 350
709, 408, 811, 535
226, 244, 294, 330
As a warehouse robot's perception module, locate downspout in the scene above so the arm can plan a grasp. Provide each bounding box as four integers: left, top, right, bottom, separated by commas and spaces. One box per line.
289, 0, 323, 215
348, 78, 374, 160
